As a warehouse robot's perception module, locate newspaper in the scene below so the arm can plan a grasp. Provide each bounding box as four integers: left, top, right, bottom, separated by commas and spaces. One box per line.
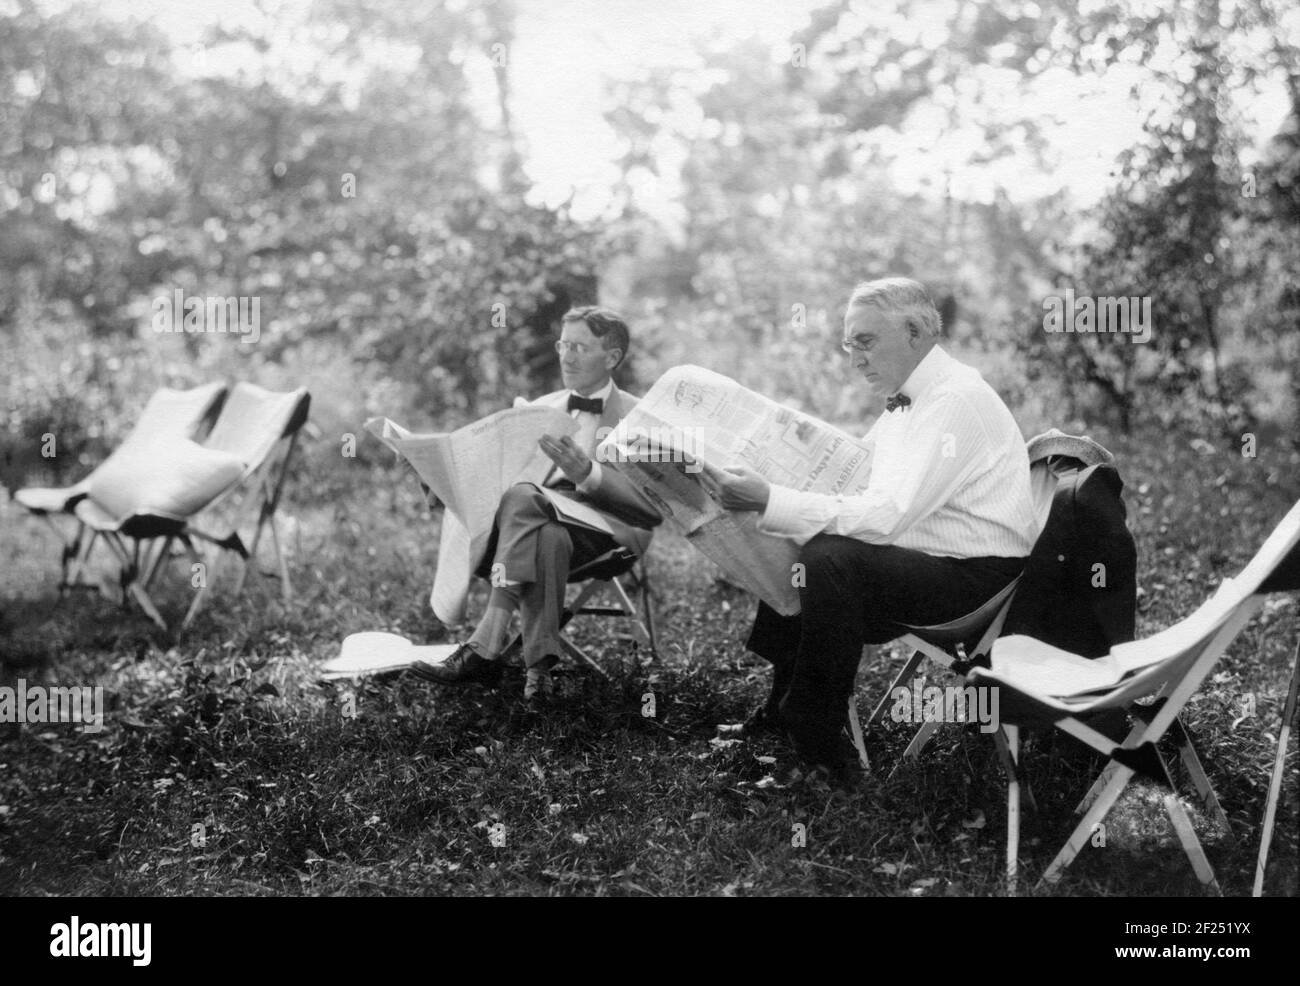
364, 405, 620, 623
364, 405, 578, 535
597, 365, 874, 615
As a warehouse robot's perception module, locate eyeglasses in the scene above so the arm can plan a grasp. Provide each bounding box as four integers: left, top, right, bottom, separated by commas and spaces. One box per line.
555, 340, 597, 356
841, 337, 874, 354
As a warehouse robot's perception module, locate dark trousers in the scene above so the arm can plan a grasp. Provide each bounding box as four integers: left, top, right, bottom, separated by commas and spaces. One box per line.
476, 483, 619, 666
747, 533, 1025, 762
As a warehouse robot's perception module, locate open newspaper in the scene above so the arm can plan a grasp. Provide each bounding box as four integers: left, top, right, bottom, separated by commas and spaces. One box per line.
364, 405, 597, 535
597, 365, 874, 615
365, 404, 616, 623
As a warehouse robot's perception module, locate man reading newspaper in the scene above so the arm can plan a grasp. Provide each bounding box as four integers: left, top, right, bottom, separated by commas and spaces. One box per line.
411, 307, 661, 703
702, 278, 1036, 775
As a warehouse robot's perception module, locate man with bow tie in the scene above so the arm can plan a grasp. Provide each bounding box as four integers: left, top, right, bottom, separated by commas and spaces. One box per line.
704, 278, 1036, 773
413, 306, 661, 703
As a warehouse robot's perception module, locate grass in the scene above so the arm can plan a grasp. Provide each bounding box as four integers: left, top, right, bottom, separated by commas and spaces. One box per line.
1, 429, 1297, 897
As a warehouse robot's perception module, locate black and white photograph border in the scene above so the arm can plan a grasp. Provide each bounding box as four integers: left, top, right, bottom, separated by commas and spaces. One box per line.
1, 0, 1297, 927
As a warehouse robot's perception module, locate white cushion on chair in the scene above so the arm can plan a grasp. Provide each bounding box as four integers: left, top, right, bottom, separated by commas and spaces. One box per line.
83, 437, 245, 528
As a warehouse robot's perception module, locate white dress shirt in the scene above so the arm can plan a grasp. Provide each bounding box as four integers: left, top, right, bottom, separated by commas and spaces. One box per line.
549, 377, 613, 494
759, 345, 1037, 558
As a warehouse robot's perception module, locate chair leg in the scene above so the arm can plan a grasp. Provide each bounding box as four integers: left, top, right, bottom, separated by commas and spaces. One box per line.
1073, 717, 1146, 814
1170, 715, 1232, 840
231, 522, 259, 597
1041, 763, 1134, 886
559, 637, 610, 679
610, 578, 652, 649
268, 513, 293, 602
1164, 792, 1222, 895
1255, 638, 1300, 897
994, 725, 1021, 896
101, 534, 167, 630
65, 528, 100, 590
868, 647, 926, 725
124, 581, 167, 630
846, 695, 870, 771
48, 515, 81, 590
143, 536, 175, 592
181, 536, 216, 631
639, 566, 657, 658
230, 486, 274, 598
902, 719, 943, 761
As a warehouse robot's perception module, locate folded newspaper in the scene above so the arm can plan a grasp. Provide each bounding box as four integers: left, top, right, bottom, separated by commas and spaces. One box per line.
597, 365, 874, 615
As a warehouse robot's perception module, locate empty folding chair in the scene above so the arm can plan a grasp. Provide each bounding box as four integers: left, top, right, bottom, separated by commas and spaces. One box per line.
14, 382, 227, 589
968, 496, 1300, 893
72, 383, 310, 630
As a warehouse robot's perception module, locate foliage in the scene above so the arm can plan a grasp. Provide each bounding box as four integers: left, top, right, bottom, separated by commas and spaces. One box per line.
1, 0, 608, 494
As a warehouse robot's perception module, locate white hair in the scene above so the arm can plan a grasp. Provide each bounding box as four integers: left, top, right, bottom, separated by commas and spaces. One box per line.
846, 277, 942, 338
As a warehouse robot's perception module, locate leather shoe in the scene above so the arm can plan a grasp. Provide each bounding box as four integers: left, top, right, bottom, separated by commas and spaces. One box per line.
410, 643, 503, 687
523, 656, 558, 704
778, 694, 852, 771
718, 701, 783, 739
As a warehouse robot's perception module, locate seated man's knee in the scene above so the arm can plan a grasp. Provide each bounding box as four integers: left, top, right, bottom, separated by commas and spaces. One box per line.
799, 533, 855, 576
798, 534, 880, 596
534, 520, 571, 554
498, 482, 548, 519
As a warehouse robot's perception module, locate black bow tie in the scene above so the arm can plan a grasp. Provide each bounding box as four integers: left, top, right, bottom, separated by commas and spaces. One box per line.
885, 393, 912, 413
568, 393, 604, 414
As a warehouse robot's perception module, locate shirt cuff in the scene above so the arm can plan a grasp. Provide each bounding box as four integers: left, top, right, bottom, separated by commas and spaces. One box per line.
576, 460, 603, 494
758, 484, 809, 537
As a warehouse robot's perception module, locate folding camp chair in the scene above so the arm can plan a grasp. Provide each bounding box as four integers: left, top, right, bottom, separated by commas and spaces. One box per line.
396, 446, 659, 678
850, 574, 1023, 769
71, 383, 310, 631
14, 382, 227, 590
845, 438, 1092, 770
494, 545, 657, 677
967, 496, 1300, 893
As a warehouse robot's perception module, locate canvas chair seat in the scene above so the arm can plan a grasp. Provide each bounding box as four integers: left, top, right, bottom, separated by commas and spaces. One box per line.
68, 497, 117, 533
77, 438, 246, 532
568, 545, 638, 583
899, 573, 1022, 647
67, 383, 310, 632
850, 572, 1022, 770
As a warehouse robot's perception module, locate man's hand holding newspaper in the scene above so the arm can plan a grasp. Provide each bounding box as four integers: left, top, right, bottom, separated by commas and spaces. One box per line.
698, 460, 771, 512
597, 365, 874, 615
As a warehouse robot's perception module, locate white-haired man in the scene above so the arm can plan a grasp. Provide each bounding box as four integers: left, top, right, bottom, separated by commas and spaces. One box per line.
704, 277, 1037, 773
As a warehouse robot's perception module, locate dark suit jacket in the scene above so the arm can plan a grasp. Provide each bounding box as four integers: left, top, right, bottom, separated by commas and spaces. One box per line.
1003, 463, 1137, 658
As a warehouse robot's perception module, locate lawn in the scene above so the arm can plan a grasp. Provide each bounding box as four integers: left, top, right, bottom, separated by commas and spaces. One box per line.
1, 427, 1297, 896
